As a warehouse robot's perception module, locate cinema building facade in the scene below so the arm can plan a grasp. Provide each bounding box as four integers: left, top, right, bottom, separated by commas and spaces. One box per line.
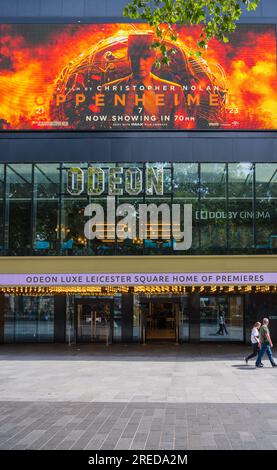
0, 160, 276, 345
0, 1, 276, 345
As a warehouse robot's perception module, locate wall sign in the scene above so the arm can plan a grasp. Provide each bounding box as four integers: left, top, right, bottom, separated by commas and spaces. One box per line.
0, 273, 276, 286
0, 23, 276, 130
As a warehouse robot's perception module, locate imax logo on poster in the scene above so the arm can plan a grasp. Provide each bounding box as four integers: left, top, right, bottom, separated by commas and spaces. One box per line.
67, 166, 192, 251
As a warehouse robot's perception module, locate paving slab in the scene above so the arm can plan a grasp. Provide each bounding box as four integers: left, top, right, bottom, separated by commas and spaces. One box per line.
1, 343, 277, 449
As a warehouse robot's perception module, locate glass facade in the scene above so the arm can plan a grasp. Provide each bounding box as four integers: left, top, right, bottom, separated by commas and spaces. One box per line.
200, 295, 244, 342
4, 296, 54, 342
0, 162, 276, 256
2, 291, 277, 344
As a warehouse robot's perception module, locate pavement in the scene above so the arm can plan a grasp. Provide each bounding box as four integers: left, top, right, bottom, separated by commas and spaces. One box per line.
0, 343, 277, 450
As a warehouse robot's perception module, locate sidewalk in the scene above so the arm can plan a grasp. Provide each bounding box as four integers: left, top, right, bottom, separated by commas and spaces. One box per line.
0, 343, 277, 450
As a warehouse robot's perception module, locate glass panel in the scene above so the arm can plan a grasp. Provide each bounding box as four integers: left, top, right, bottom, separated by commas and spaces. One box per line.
61, 163, 87, 255
37, 297, 54, 341
199, 163, 227, 254
179, 295, 189, 341
133, 294, 141, 342
143, 197, 172, 254
86, 197, 116, 256
255, 163, 277, 253
113, 294, 122, 342
1, 161, 275, 257
5, 164, 32, 255
135, 295, 188, 342
173, 163, 199, 198
66, 295, 75, 344
4, 296, 54, 343
145, 300, 176, 340
61, 198, 88, 255
4, 295, 14, 342
33, 164, 60, 255
228, 163, 254, 253
173, 163, 199, 254
62, 162, 87, 195
76, 298, 112, 343
117, 197, 144, 255
229, 296, 244, 341
172, 198, 199, 254
147, 162, 172, 195
200, 295, 243, 342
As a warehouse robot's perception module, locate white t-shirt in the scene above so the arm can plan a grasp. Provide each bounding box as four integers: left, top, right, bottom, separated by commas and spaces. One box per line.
251, 327, 259, 344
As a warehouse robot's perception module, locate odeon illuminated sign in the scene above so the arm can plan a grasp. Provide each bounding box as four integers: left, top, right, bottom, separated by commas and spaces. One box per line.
67, 165, 192, 251
0, 273, 276, 286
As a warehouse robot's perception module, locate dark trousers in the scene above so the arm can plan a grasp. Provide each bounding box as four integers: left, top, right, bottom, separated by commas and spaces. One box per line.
217, 324, 228, 335
246, 342, 259, 361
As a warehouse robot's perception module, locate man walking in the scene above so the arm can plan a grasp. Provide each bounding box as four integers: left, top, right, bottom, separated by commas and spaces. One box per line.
255, 318, 277, 368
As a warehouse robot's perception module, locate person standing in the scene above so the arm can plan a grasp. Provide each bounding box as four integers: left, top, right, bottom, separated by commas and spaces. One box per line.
245, 321, 261, 365
255, 318, 277, 368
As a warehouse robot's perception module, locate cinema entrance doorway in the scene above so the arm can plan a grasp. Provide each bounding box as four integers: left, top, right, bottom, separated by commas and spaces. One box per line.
75, 297, 113, 343
137, 295, 189, 343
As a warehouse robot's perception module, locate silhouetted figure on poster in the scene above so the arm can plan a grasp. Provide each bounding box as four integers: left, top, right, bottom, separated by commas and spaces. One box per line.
101, 33, 187, 129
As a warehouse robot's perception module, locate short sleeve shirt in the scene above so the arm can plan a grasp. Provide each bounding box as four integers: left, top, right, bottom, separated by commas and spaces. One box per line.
251, 327, 259, 344
260, 325, 270, 344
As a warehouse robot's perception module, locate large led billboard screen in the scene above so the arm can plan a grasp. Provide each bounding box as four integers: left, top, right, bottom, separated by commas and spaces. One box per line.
0, 23, 276, 131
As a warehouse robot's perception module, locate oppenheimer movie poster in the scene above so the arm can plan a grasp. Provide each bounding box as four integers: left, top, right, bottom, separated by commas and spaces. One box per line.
0, 23, 276, 131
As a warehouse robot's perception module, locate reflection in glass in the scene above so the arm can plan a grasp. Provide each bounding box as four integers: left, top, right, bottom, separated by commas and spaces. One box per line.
178, 295, 189, 341
173, 164, 199, 254
228, 163, 254, 253
4, 296, 54, 342
66, 295, 75, 344
33, 164, 60, 255
173, 163, 199, 198
255, 164, 277, 253
200, 295, 243, 342
200, 163, 227, 253
143, 198, 172, 255
133, 295, 141, 341
117, 197, 144, 255
0, 162, 276, 256
61, 198, 88, 256
6, 164, 32, 255
147, 162, 172, 195
113, 295, 122, 341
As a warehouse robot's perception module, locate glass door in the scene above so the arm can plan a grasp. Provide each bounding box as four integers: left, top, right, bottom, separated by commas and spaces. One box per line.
136, 297, 182, 342
177, 295, 189, 342
76, 298, 113, 343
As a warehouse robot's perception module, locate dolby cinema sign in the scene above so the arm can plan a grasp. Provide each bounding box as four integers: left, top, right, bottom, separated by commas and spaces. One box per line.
67, 166, 192, 251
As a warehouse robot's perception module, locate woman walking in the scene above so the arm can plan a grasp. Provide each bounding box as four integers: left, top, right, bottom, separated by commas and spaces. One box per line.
245, 321, 261, 365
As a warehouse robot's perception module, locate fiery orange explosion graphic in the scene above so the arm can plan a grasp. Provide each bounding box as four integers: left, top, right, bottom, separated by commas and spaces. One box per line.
0, 23, 276, 130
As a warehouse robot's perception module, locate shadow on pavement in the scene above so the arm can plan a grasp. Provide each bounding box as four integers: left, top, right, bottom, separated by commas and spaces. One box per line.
0, 342, 258, 362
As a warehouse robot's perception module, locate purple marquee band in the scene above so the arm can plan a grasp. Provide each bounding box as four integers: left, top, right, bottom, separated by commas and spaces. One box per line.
0, 272, 276, 286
